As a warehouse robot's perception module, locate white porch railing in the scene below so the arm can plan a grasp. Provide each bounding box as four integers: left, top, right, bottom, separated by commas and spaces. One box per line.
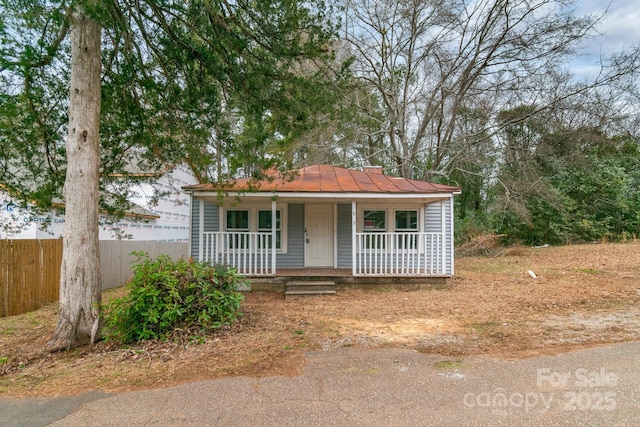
201, 232, 275, 276
354, 232, 444, 276
201, 231, 444, 277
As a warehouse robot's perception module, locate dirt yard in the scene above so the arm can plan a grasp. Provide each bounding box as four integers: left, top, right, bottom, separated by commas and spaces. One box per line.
1, 242, 639, 398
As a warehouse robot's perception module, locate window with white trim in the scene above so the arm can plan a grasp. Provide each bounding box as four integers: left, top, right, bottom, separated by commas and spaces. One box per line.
226, 210, 249, 248
359, 207, 422, 251
363, 210, 386, 231
395, 210, 418, 249
395, 210, 418, 231
362, 210, 386, 249
222, 206, 287, 252
258, 210, 281, 249
226, 210, 249, 231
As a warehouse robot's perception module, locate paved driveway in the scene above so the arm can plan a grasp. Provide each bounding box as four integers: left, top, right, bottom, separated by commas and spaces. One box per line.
2, 341, 639, 426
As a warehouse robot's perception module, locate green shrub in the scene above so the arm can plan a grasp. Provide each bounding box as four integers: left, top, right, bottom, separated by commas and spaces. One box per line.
103, 252, 245, 344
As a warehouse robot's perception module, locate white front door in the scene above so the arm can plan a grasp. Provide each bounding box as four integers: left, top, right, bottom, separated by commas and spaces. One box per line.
305, 204, 334, 267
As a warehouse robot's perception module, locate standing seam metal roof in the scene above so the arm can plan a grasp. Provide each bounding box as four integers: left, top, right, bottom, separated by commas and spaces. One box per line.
182, 165, 460, 194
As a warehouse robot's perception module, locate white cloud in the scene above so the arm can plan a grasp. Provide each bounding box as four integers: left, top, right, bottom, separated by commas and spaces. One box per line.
579, 0, 639, 55
570, 0, 639, 79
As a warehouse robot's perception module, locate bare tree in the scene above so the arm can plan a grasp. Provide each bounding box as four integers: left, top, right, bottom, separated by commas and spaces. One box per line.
343, 0, 604, 179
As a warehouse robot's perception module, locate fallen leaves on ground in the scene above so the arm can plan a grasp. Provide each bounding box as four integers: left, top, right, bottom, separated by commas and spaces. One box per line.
1, 242, 639, 398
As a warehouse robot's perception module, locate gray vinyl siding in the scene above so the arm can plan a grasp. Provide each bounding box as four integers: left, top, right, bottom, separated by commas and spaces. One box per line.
424, 201, 442, 233
276, 204, 304, 268
190, 199, 219, 259
190, 196, 199, 257
424, 200, 453, 275
337, 204, 353, 268
204, 201, 219, 231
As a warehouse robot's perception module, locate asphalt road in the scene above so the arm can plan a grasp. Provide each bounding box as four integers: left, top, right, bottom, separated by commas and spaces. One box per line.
1, 341, 639, 426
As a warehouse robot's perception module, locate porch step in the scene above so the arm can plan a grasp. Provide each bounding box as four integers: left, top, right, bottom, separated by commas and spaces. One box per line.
284, 281, 336, 299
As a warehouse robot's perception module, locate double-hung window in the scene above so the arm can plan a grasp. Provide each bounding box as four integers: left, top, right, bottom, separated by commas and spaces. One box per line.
224, 207, 285, 251
395, 210, 418, 250
226, 210, 249, 230
362, 210, 386, 249
360, 208, 420, 251
226, 210, 249, 248
258, 210, 281, 249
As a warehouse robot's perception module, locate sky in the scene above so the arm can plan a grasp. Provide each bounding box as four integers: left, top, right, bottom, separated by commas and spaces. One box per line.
572, 0, 640, 78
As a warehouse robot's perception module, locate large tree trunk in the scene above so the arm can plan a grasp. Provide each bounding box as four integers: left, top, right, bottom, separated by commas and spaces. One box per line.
46, 6, 102, 351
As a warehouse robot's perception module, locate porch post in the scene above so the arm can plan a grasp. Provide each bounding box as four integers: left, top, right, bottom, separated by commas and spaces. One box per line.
351, 201, 356, 276
271, 199, 277, 275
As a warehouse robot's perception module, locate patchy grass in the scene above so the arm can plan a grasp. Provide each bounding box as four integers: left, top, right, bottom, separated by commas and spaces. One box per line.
468, 322, 504, 333
434, 360, 469, 370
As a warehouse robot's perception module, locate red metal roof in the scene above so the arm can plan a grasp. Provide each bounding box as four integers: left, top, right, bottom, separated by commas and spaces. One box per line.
183, 165, 460, 194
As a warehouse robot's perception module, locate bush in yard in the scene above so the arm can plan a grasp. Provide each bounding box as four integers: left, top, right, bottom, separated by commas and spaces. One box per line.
103, 252, 245, 344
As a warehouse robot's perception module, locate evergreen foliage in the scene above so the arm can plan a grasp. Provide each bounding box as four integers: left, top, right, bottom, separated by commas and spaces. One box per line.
457, 128, 640, 246
103, 253, 245, 344
0, 0, 341, 216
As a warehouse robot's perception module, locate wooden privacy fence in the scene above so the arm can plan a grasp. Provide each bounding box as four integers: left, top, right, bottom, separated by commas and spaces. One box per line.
0, 240, 188, 317
0, 239, 62, 318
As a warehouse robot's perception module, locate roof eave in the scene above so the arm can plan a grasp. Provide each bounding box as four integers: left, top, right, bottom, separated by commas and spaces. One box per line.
188, 190, 457, 199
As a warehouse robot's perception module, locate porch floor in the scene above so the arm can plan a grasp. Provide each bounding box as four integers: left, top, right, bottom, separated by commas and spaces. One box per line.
275, 268, 353, 277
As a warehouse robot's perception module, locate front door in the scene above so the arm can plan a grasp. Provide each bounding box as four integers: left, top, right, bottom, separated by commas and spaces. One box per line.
305, 204, 334, 267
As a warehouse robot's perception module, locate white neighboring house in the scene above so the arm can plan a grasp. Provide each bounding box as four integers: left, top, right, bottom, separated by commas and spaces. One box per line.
0, 165, 196, 241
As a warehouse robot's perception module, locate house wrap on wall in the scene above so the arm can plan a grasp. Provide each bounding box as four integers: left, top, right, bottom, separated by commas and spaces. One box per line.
0, 165, 195, 241
183, 164, 461, 279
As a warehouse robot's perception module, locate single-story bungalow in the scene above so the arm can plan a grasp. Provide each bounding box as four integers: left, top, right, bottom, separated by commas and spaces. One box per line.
182, 165, 461, 283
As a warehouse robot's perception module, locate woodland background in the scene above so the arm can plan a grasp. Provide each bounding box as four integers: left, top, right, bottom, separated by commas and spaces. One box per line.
2, 0, 640, 247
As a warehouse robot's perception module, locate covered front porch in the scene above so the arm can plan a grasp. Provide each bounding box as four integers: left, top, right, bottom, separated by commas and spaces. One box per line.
194, 199, 451, 278
185, 165, 460, 280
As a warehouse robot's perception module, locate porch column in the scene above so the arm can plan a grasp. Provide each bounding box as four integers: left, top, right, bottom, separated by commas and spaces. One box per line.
351, 201, 356, 276
271, 199, 277, 275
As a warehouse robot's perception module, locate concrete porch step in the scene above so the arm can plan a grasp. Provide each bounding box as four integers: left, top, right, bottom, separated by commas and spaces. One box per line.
284, 281, 336, 299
